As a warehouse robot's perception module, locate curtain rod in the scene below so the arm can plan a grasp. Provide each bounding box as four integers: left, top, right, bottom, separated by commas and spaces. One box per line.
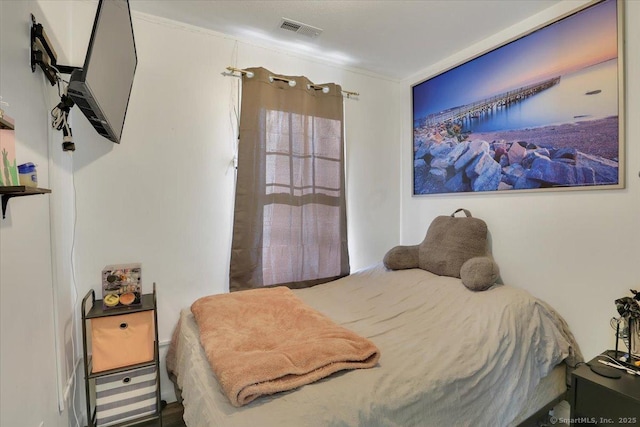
225, 67, 359, 98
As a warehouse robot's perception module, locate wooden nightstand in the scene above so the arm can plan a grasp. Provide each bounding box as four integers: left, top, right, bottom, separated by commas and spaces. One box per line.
569, 352, 640, 426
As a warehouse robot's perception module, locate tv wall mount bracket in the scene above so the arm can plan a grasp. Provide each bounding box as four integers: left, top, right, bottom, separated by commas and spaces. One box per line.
30, 14, 80, 84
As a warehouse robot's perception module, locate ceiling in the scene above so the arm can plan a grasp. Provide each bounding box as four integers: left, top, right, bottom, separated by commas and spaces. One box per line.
130, 0, 561, 80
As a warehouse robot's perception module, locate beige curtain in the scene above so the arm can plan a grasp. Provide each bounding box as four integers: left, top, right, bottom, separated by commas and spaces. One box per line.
229, 67, 350, 291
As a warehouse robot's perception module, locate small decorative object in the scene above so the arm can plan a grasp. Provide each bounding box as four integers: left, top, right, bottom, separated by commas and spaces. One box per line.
102, 263, 142, 309
17, 163, 37, 187
0, 114, 19, 187
613, 288, 640, 359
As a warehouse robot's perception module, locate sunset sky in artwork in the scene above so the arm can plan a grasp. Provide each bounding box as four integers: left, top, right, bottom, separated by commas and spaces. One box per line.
413, 0, 618, 121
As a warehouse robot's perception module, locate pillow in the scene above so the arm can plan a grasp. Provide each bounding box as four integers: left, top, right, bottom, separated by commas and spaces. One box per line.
460, 256, 500, 291
419, 209, 488, 278
382, 209, 500, 291
383, 245, 419, 270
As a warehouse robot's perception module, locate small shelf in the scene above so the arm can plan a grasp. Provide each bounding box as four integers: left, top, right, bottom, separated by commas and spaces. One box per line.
0, 116, 15, 130
86, 293, 156, 319
0, 186, 52, 219
81, 284, 162, 427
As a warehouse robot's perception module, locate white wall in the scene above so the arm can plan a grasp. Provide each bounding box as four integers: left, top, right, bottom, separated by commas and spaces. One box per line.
7, 0, 633, 424
0, 1, 75, 427
400, 0, 640, 361
61, 2, 400, 407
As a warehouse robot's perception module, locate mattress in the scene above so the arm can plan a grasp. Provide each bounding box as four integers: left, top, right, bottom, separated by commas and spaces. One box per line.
167, 264, 581, 427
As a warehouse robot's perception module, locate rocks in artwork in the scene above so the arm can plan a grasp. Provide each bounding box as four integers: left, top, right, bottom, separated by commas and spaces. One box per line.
413, 134, 618, 194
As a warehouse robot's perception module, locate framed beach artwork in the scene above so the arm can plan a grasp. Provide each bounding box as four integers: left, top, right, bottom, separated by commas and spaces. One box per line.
412, 0, 624, 195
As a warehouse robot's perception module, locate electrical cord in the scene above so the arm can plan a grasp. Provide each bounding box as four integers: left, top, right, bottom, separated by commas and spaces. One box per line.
601, 353, 630, 367
68, 154, 81, 427
565, 361, 587, 369
596, 354, 640, 375
228, 41, 240, 171
49, 66, 75, 152
50, 91, 75, 152
43, 68, 81, 427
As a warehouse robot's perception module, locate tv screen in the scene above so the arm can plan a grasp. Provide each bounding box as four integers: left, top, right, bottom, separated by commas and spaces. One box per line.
67, 0, 137, 143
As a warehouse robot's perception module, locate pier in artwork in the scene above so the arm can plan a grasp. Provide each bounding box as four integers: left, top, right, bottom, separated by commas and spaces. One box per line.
421, 76, 561, 128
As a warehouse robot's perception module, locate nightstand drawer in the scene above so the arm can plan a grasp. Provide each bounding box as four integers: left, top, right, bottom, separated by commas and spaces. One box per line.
91, 310, 155, 372
95, 365, 157, 426
574, 377, 640, 419
571, 353, 640, 426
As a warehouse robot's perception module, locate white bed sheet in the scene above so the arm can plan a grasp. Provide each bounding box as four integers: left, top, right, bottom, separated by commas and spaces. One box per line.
168, 264, 580, 427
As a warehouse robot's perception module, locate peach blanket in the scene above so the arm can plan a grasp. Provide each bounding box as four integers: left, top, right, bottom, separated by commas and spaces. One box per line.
191, 286, 380, 407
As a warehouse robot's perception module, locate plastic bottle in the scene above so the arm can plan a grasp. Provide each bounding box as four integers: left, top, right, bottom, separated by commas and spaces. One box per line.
17, 163, 37, 187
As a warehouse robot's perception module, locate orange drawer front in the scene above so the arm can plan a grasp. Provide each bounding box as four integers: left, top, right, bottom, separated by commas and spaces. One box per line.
91, 311, 155, 373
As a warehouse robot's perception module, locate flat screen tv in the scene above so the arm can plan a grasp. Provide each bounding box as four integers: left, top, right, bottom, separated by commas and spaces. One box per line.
67, 0, 137, 144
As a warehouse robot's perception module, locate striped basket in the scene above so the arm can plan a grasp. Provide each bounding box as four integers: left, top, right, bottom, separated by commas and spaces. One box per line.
95, 365, 157, 426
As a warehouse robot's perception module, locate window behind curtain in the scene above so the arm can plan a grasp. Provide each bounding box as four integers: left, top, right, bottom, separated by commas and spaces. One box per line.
230, 67, 349, 291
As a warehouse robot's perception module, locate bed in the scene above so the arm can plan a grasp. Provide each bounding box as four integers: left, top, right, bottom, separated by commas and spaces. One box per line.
166, 263, 581, 427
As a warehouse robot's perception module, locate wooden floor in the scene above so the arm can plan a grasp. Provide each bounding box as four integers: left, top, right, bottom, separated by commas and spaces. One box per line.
161, 402, 187, 427
137, 401, 186, 427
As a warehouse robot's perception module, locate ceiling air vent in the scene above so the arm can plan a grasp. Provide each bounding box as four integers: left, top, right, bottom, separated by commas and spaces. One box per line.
279, 18, 323, 38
